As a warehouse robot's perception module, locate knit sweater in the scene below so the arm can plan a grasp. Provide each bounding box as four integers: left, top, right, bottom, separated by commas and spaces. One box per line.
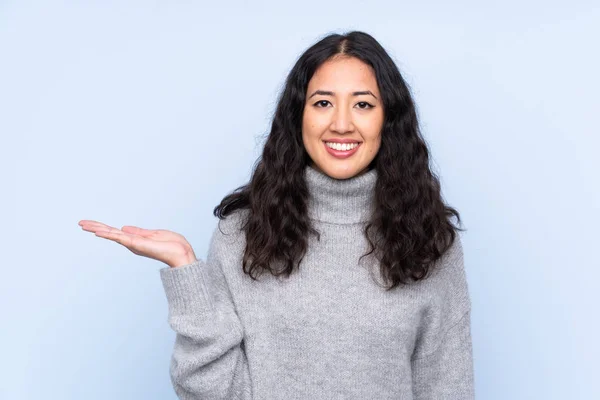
159, 164, 475, 400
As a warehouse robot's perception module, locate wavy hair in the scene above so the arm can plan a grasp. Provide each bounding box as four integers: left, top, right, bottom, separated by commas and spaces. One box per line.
214, 31, 464, 290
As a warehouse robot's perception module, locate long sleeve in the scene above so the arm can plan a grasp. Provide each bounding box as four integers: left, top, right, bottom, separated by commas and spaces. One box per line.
411, 309, 475, 399
159, 226, 252, 399
411, 235, 475, 399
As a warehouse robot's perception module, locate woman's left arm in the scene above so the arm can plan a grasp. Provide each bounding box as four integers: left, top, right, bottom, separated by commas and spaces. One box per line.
411, 309, 475, 399
411, 235, 475, 399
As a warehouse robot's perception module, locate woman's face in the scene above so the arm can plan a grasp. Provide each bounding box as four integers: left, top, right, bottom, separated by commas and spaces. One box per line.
302, 56, 384, 180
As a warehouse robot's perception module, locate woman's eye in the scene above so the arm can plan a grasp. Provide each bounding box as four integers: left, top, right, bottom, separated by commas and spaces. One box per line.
314, 100, 330, 108
356, 101, 374, 109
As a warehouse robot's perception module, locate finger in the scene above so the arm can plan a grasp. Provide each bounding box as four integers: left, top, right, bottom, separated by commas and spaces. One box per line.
94, 229, 122, 238
82, 224, 117, 234
79, 220, 110, 227
121, 226, 156, 237
80, 220, 109, 228
80, 221, 119, 233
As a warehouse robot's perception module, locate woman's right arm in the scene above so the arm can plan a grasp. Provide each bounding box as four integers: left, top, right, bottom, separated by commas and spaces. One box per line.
78, 218, 252, 399
160, 235, 253, 400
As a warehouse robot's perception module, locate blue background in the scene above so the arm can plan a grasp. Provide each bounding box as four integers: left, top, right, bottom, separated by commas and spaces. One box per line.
2, 1, 598, 399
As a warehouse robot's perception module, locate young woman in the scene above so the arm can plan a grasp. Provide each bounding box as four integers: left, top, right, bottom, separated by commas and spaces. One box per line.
79, 31, 474, 399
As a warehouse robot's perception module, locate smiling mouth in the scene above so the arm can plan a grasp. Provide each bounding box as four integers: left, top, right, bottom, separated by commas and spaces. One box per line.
323, 141, 362, 151
322, 141, 362, 159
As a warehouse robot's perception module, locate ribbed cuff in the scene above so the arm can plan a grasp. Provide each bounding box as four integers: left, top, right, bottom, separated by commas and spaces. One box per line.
159, 259, 215, 316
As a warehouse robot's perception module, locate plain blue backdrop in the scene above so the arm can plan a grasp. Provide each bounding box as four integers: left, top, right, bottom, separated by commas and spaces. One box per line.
2, 1, 598, 399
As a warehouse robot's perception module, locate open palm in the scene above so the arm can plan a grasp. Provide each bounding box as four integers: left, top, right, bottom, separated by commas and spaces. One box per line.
78, 220, 197, 268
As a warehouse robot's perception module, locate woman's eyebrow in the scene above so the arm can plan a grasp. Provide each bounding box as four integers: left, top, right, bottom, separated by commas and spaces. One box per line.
308, 90, 378, 100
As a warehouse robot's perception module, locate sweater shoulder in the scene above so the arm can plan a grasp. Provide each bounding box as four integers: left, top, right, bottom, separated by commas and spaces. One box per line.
208, 208, 249, 256
432, 233, 465, 273
423, 234, 471, 318
429, 233, 467, 281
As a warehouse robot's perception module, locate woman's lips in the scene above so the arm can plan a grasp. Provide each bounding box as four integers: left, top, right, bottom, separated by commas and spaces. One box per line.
323, 141, 361, 159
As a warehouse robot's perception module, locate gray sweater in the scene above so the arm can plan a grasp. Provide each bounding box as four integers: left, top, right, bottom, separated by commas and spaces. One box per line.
159, 165, 474, 399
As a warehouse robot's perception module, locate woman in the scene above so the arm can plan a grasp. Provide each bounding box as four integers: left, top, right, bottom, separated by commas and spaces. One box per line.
79, 31, 474, 399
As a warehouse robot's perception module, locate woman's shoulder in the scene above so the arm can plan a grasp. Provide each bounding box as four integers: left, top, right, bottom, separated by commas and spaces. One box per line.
435, 233, 465, 273
203, 208, 250, 270
428, 233, 471, 311
210, 208, 250, 247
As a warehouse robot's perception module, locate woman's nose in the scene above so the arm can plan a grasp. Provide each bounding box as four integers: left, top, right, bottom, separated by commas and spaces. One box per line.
330, 107, 355, 133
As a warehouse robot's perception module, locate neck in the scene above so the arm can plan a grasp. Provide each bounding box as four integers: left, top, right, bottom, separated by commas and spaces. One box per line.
304, 164, 377, 224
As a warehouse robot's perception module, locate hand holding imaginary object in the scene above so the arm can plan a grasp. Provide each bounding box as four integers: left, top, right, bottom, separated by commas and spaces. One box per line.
78, 220, 197, 268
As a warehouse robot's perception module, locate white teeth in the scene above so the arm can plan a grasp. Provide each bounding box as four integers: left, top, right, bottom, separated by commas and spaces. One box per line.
325, 142, 359, 151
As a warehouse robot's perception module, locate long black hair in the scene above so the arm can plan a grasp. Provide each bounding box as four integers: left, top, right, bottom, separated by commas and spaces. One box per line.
214, 31, 464, 290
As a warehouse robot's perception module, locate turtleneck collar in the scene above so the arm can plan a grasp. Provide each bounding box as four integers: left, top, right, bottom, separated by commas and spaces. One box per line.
304, 164, 377, 224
